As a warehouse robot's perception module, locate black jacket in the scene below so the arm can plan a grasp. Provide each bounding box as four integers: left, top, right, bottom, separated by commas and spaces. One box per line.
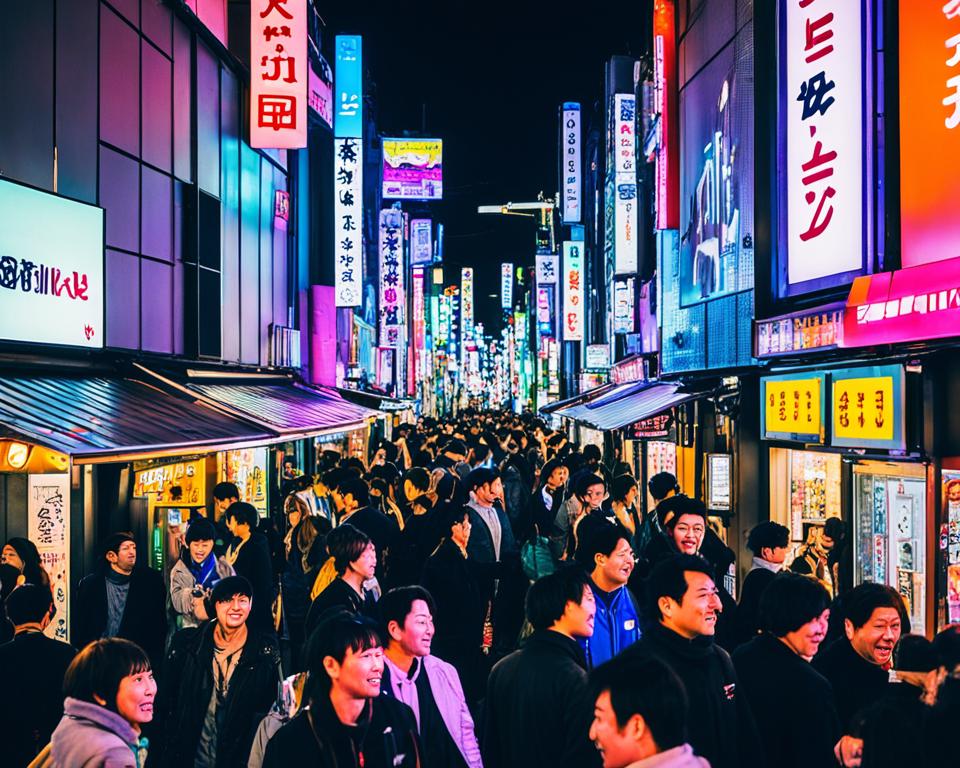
734, 566, 777, 647
858, 681, 927, 768
262, 693, 421, 768
227, 533, 276, 635
733, 632, 840, 768
304, 577, 378, 639
481, 630, 600, 768
341, 506, 400, 583
621, 622, 763, 768
74, 565, 167, 672
0, 632, 76, 766
155, 622, 281, 768
813, 637, 893, 733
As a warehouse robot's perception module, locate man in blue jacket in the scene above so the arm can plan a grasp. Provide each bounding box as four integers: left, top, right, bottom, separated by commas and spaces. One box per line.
577, 522, 641, 667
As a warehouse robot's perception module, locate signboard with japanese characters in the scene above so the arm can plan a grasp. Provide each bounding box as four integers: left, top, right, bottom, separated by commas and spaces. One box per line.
628, 412, 674, 439
536, 286, 555, 337
382, 139, 443, 200
0, 179, 104, 348
333, 138, 362, 306
410, 219, 433, 265
461, 268, 474, 333
378, 209, 405, 348
308, 54, 333, 128
761, 373, 826, 443
501, 263, 514, 309
831, 365, 905, 450
585, 344, 611, 370
781, 0, 865, 291
561, 103, 582, 224
653, 0, 679, 230
535, 254, 559, 285
613, 276, 636, 334
755, 305, 844, 357
28, 474, 70, 642
250, 0, 307, 149
562, 241, 584, 341
334, 35, 362, 138
615, 178, 638, 274
614, 94, 637, 174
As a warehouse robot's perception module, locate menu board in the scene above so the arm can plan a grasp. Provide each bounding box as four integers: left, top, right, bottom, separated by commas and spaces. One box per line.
706, 454, 732, 511
28, 474, 70, 642
134, 459, 206, 506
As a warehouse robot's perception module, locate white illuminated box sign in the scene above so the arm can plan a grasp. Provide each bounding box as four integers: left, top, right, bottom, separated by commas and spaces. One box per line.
563, 241, 584, 341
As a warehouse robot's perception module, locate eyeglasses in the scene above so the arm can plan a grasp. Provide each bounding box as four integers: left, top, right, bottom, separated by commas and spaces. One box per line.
674, 524, 705, 536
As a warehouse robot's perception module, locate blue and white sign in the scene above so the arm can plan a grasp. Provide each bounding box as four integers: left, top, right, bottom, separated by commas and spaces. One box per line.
561, 102, 582, 224
334, 35, 362, 138
501, 263, 514, 309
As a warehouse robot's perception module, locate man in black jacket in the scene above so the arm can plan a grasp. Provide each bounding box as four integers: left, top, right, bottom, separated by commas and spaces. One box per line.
735, 521, 790, 646
620, 555, 762, 768
156, 576, 280, 768
74, 531, 166, 673
305, 524, 379, 637
481, 565, 601, 768
224, 503, 276, 635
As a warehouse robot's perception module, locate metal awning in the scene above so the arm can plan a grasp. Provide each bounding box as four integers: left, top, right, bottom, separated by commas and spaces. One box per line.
554, 381, 702, 431
539, 380, 622, 415
336, 387, 417, 414
0, 376, 274, 463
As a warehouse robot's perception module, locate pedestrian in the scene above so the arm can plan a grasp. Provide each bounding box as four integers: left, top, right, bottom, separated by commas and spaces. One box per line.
224, 502, 276, 635
921, 624, 960, 767
74, 532, 167, 674
333, 476, 399, 585
168, 517, 234, 633
391, 468, 442, 587
0, 584, 76, 766
735, 521, 790, 646
50, 638, 155, 768
788, 521, 837, 596
604, 475, 641, 542
481, 565, 601, 768
156, 575, 281, 768
576, 523, 641, 667
281, 514, 329, 672
588, 654, 708, 768
261, 613, 422, 767
620, 555, 762, 768
566, 471, 611, 559
813, 583, 905, 732
2, 536, 51, 590
304, 524, 379, 637
210, 482, 241, 554
732, 571, 843, 768
526, 457, 569, 556
379, 586, 482, 768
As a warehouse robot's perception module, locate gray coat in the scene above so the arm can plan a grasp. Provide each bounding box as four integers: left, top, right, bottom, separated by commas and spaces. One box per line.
50, 697, 146, 768
167, 556, 235, 630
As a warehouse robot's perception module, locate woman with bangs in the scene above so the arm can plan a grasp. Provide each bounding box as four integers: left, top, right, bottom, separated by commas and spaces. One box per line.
49, 638, 156, 768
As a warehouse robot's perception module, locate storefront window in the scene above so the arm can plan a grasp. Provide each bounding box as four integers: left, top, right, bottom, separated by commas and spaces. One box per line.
645, 440, 677, 511
945, 471, 960, 625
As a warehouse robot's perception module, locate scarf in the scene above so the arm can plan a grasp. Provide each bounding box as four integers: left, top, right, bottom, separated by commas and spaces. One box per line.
189, 552, 219, 589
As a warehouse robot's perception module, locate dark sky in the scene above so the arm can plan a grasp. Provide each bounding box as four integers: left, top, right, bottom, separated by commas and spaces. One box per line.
322, 1, 652, 330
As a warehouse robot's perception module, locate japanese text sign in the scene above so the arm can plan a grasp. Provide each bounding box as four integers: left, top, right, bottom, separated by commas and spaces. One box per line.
586, 344, 611, 370
831, 365, 905, 449
334, 35, 362, 138
0, 179, 103, 348
563, 241, 584, 341
382, 139, 443, 200
461, 268, 474, 333
536, 286, 555, 338
615, 179, 638, 274
653, 0, 679, 229
614, 276, 636, 334
899, 0, 960, 268
250, 0, 307, 149
561, 103, 582, 224
28, 474, 70, 642
783, 0, 864, 288
308, 56, 333, 128
761, 373, 825, 443
410, 219, 433, 265
334, 138, 363, 306
501, 263, 514, 309
378, 209, 405, 348
614, 94, 637, 174
536, 254, 559, 285
629, 412, 674, 439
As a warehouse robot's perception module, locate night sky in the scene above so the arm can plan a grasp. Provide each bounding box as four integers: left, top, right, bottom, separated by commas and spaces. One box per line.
321, 1, 652, 331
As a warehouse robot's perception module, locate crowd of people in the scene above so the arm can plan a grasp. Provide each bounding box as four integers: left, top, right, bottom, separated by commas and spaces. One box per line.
2, 408, 960, 767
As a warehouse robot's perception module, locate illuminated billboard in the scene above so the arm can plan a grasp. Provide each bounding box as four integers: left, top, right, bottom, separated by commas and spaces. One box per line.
382, 139, 443, 200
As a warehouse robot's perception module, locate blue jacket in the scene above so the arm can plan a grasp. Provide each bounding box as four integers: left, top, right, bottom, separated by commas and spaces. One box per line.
580, 579, 641, 667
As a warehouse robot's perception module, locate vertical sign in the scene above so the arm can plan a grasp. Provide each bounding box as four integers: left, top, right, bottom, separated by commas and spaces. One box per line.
334, 35, 362, 138
653, 0, 679, 229
250, 0, 307, 149
410, 219, 433, 265
784, 0, 863, 286
613, 276, 636, 334
461, 268, 474, 334
899, 1, 960, 267
561, 103, 582, 223
378, 209, 404, 347
535, 253, 559, 285
412, 267, 426, 384
614, 94, 637, 174
334, 138, 362, 306
563, 241, 584, 341
614, 94, 638, 274
28, 474, 70, 642
536, 285, 555, 337
501, 263, 514, 309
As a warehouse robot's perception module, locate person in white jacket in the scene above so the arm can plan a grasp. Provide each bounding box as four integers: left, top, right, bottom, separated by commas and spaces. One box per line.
588, 654, 710, 768
167, 518, 234, 637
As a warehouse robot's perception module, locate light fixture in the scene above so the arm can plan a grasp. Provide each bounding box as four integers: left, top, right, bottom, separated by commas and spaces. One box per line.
7, 442, 30, 469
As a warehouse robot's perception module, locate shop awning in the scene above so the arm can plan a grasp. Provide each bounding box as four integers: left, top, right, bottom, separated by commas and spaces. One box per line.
336, 387, 417, 414
539, 381, 622, 415
554, 381, 702, 431
0, 376, 274, 463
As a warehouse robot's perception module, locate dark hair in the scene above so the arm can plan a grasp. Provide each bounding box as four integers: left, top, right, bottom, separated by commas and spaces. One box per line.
746, 522, 790, 555
538, 458, 566, 489
5, 583, 53, 625
894, 635, 938, 673
101, 532, 135, 561
185, 517, 217, 544
648, 472, 680, 502
933, 624, 960, 671
3, 537, 49, 587
590, 655, 688, 750
379, 586, 437, 639
224, 501, 258, 529
436, 473, 466, 506
338, 477, 370, 508
320, 450, 342, 470
610, 474, 638, 504
443, 439, 467, 456
212, 482, 240, 502
341, 457, 367, 475
573, 471, 606, 499
823, 517, 846, 542
582, 444, 602, 463
439, 504, 470, 535
576, 523, 630, 568
466, 467, 500, 493
369, 462, 400, 486
663, 497, 707, 530
326, 524, 373, 575
210, 575, 253, 604
645, 555, 715, 621
63, 638, 151, 710
304, 612, 383, 699
471, 442, 492, 464
844, 583, 908, 630
526, 565, 591, 631
758, 572, 830, 636
404, 467, 432, 495
321, 467, 350, 492
375, 441, 399, 464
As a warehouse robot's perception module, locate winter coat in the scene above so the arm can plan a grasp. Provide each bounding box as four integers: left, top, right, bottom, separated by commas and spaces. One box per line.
733, 563, 778, 647
481, 630, 601, 768
623, 745, 710, 768
813, 637, 894, 733
580, 580, 642, 668
225, 533, 276, 635
74, 566, 167, 674
304, 577, 378, 639
154, 622, 281, 768
858, 680, 928, 768
500, 462, 529, 531
50, 697, 147, 768
733, 632, 840, 768
341, 506, 400, 585
168, 555, 235, 630
620, 622, 763, 768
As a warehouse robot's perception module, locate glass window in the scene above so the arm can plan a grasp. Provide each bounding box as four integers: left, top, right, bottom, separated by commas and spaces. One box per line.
99, 7, 140, 155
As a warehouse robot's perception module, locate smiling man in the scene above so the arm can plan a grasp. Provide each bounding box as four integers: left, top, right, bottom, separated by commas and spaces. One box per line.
620, 555, 762, 768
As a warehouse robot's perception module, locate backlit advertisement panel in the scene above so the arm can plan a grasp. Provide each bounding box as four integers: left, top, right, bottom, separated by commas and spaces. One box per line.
461, 268, 474, 332
654, 0, 679, 229
563, 241, 584, 341
501, 263, 514, 309
334, 36, 362, 138
250, 0, 307, 149
378, 209, 404, 348
382, 139, 443, 200
536, 254, 559, 284
410, 219, 433, 265
334, 138, 362, 306
561, 103, 582, 223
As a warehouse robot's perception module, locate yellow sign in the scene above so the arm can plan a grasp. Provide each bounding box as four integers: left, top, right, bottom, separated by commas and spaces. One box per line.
763, 377, 823, 439
134, 459, 206, 506
833, 376, 895, 442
